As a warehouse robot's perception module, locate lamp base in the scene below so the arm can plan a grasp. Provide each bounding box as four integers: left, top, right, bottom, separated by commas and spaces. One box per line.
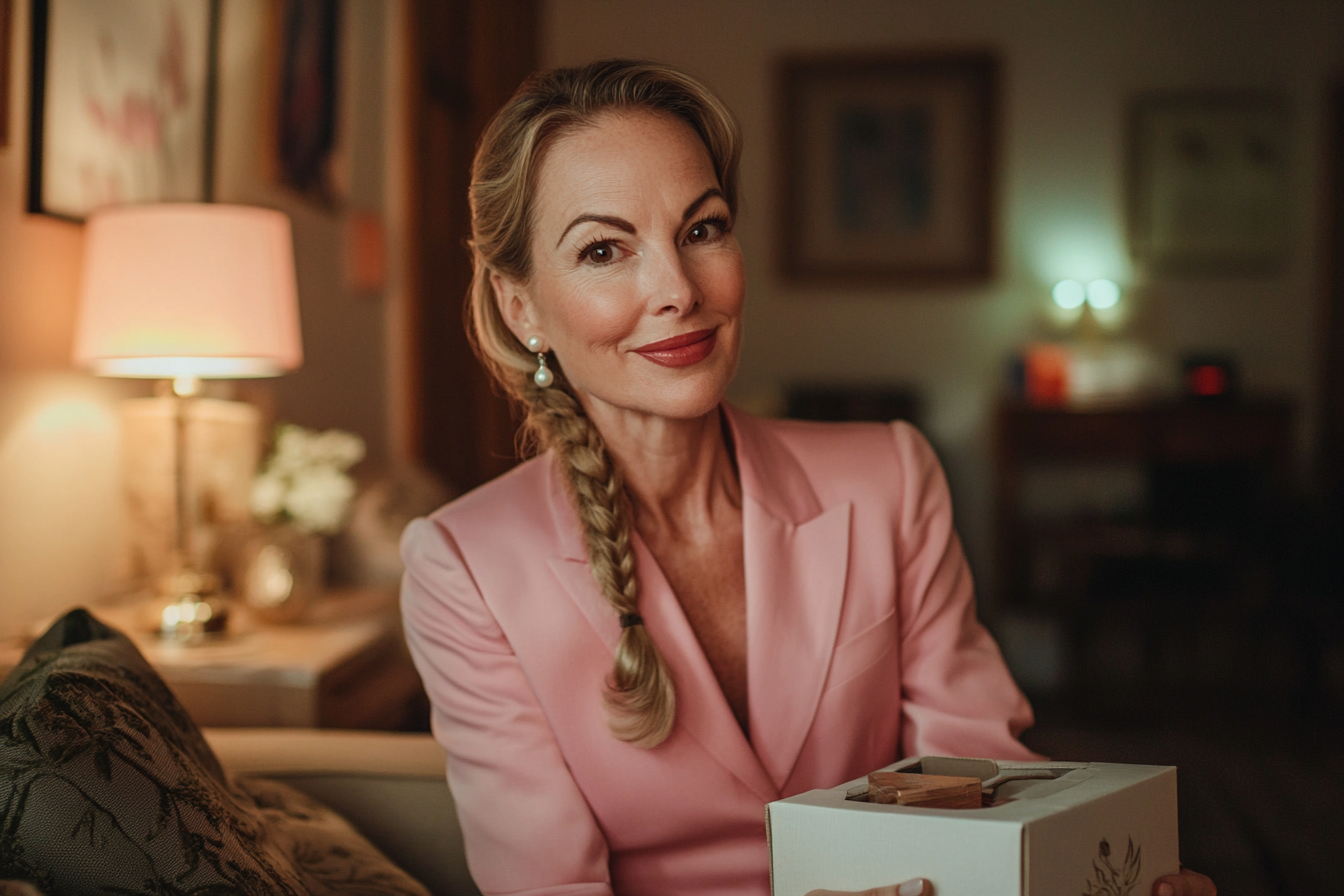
156, 568, 229, 642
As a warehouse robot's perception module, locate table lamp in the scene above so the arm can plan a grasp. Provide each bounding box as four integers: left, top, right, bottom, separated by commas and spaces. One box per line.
73, 203, 302, 639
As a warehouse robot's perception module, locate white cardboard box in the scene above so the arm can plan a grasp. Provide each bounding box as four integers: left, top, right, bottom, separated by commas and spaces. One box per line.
767, 758, 1179, 896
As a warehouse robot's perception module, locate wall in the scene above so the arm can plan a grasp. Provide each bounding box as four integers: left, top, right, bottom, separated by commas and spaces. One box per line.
542, 0, 1344, 598
214, 0, 393, 467
0, 0, 398, 636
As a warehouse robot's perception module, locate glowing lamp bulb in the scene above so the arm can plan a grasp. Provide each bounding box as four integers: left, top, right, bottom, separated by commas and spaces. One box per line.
1086, 279, 1120, 309
1052, 280, 1086, 310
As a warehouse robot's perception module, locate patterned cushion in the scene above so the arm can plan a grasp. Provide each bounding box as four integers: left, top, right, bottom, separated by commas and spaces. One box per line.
0, 608, 430, 896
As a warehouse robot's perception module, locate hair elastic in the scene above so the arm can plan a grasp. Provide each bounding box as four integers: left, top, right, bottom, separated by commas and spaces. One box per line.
619, 613, 644, 629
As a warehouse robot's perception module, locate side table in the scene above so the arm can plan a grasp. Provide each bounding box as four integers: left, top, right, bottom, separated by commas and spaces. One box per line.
1, 587, 427, 730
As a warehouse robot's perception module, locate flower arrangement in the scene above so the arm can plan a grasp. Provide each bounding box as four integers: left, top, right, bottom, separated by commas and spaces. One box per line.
249, 425, 366, 535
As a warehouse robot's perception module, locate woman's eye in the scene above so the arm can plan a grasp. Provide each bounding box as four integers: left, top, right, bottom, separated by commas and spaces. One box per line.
687, 219, 726, 244
582, 241, 616, 264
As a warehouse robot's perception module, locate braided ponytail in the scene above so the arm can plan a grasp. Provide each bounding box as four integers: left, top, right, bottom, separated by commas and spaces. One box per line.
462, 59, 741, 748
524, 381, 675, 746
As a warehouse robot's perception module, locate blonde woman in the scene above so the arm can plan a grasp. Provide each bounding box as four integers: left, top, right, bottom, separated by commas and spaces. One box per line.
400, 59, 1215, 896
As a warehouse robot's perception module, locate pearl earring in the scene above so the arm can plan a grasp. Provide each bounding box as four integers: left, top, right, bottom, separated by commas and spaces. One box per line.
526, 336, 553, 388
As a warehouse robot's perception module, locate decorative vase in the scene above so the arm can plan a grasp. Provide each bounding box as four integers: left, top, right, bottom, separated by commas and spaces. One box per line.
235, 524, 326, 624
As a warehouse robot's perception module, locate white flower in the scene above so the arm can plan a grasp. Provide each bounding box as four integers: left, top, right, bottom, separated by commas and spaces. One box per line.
270, 425, 317, 474
252, 424, 365, 534
249, 472, 287, 521
311, 429, 366, 470
283, 465, 357, 535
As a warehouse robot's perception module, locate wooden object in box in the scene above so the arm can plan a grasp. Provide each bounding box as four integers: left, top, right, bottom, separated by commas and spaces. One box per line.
867, 771, 982, 809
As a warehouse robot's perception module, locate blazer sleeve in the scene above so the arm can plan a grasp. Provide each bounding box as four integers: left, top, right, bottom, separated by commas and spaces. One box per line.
400, 517, 615, 896
888, 422, 1042, 761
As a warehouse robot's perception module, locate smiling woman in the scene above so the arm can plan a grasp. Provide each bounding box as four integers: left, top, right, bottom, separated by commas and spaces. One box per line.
493, 110, 744, 425
397, 59, 1213, 896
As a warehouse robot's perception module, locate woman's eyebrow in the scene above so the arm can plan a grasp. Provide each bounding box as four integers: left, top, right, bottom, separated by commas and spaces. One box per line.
554, 188, 726, 249
556, 214, 635, 248
681, 188, 725, 222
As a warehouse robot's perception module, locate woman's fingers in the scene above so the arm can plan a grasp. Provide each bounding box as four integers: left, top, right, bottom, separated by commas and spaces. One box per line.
804, 880, 929, 896
1154, 868, 1217, 896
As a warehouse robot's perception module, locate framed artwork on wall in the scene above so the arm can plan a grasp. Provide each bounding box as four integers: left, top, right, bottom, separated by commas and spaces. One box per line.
1, 0, 12, 147
1127, 92, 1292, 273
777, 52, 998, 286
276, 0, 340, 206
26, 0, 219, 221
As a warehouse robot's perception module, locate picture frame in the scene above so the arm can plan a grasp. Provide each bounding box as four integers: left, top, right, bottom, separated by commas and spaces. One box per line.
1, 0, 12, 147
26, 0, 220, 221
1127, 92, 1292, 273
276, 0, 340, 206
777, 52, 998, 286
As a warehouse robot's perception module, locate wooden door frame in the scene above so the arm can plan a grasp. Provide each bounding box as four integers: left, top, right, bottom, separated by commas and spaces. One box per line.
404, 0, 537, 493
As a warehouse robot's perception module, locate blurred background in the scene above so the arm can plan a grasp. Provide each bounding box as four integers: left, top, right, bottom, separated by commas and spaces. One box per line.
2, 1, 1342, 892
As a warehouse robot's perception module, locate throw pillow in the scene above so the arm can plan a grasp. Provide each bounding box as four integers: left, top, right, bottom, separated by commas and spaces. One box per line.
0, 608, 429, 896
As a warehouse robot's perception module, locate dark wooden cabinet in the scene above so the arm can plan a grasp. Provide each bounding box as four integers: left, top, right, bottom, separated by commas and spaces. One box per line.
993, 398, 1298, 705
994, 398, 1295, 611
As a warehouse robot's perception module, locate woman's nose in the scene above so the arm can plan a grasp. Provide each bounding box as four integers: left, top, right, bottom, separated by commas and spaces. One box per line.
642, 244, 701, 315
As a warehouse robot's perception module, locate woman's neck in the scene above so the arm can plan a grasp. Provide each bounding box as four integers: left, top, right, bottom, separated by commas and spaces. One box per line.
582, 401, 741, 534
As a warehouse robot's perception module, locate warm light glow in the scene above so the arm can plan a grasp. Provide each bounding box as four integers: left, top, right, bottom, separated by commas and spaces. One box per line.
25, 399, 117, 439
73, 204, 302, 379
0, 390, 123, 629
1086, 279, 1121, 310
1052, 280, 1086, 310
93, 357, 286, 379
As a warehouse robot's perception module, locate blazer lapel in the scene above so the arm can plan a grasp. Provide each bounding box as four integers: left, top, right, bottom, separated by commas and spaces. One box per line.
631, 533, 779, 804
728, 406, 852, 792
744, 497, 851, 791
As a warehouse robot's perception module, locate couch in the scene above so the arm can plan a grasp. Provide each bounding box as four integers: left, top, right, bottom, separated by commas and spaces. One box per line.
0, 608, 479, 896
204, 727, 480, 896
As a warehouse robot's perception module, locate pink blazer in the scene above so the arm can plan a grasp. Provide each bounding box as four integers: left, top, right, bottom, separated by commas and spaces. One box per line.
401, 406, 1036, 896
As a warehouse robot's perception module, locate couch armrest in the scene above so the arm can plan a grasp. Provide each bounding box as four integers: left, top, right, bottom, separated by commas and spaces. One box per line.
204, 727, 447, 778
204, 728, 478, 896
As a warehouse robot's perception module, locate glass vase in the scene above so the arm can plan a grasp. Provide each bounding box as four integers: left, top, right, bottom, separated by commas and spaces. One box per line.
235, 524, 326, 624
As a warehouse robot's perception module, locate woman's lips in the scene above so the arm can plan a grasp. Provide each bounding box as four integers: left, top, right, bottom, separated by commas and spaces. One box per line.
633, 328, 717, 368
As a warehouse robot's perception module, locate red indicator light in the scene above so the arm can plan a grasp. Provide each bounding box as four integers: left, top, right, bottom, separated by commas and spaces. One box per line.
1189, 364, 1227, 397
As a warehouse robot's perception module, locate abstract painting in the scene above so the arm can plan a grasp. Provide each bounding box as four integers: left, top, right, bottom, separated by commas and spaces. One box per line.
27, 0, 218, 220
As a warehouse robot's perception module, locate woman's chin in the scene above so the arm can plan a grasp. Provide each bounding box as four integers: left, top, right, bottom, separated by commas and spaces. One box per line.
578, 379, 729, 424
572, 357, 736, 423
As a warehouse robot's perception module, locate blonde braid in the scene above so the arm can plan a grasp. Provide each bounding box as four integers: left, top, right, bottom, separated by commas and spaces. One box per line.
523, 378, 675, 747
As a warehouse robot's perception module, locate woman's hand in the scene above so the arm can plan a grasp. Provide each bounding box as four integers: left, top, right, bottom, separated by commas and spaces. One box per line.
1154, 868, 1216, 896
805, 880, 929, 896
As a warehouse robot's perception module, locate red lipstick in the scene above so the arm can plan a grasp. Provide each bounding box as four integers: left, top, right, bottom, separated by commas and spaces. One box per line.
633, 328, 717, 368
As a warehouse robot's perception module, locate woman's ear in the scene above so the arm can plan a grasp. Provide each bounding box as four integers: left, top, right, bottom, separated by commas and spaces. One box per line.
492, 273, 538, 346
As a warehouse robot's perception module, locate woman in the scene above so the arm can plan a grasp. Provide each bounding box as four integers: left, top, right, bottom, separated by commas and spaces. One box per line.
401, 59, 1214, 896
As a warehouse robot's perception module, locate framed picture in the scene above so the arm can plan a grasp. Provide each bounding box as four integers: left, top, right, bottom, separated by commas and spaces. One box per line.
26, 0, 220, 221
777, 52, 998, 285
1127, 92, 1292, 273
1, 0, 12, 147
276, 0, 340, 206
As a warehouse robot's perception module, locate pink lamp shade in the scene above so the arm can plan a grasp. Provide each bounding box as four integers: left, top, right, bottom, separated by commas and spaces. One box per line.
74, 204, 302, 378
